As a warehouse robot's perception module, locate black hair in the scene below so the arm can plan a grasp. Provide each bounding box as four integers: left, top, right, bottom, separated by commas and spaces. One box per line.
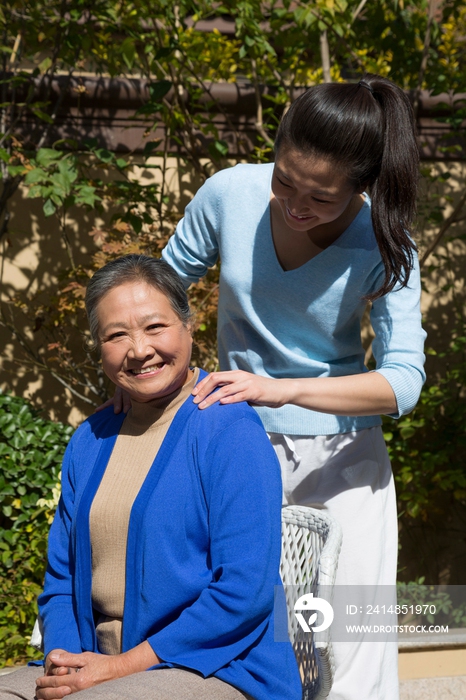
85, 254, 192, 345
275, 73, 419, 300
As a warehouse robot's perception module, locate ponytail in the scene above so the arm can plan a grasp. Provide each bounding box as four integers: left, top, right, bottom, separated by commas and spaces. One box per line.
364, 75, 419, 300
275, 74, 420, 300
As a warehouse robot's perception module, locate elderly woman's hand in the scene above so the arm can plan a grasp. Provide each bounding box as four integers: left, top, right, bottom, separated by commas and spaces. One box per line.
35, 642, 160, 698
36, 651, 117, 699
35, 649, 73, 699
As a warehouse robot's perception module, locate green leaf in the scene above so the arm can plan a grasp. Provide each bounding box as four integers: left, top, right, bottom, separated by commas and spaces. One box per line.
38, 57, 52, 74
136, 103, 163, 116
36, 149, 62, 167
26, 184, 42, 198
121, 37, 136, 70
58, 158, 78, 183
208, 139, 229, 160
74, 186, 101, 208
6, 165, 26, 177
24, 168, 47, 185
154, 46, 174, 60
95, 148, 114, 164
53, 138, 79, 150
51, 172, 71, 195
122, 211, 143, 234
50, 192, 63, 206
43, 199, 56, 216
82, 137, 98, 150
148, 81, 172, 102
31, 109, 53, 124
399, 425, 416, 440
142, 140, 161, 158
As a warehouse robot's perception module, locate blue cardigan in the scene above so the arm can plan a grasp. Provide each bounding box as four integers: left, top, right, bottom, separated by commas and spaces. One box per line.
38, 371, 302, 700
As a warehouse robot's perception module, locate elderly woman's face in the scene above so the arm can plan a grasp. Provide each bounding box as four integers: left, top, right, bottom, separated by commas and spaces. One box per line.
96, 281, 193, 402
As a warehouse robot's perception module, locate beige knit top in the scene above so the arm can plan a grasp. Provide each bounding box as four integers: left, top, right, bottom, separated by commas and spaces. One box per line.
89, 367, 199, 655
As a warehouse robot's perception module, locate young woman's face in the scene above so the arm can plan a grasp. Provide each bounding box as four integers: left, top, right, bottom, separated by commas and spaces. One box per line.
272, 146, 361, 232
97, 281, 193, 402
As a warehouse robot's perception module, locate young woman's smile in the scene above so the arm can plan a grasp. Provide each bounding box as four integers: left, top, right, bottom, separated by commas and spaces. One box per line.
97, 281, 193, 402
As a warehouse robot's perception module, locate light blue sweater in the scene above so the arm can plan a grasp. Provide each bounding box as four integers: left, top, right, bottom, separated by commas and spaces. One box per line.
163, 163, 426, 435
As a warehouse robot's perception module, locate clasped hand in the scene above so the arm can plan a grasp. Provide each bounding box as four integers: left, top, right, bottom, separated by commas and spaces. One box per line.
35, 649, 119, 699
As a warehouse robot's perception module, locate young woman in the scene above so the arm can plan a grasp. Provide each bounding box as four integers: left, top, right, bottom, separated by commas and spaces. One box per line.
160, 74, 427, 700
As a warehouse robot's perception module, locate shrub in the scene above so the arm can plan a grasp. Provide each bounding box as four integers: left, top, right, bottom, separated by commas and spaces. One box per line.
0, 392, 72, 665
384, 326, 466, 583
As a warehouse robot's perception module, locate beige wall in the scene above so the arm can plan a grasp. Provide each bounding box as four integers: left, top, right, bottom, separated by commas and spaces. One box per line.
2, 187, 99, 426
399, 647, 466, 680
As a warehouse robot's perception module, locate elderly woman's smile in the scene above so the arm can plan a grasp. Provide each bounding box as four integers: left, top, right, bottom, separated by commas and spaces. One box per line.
96, 281, 194, 402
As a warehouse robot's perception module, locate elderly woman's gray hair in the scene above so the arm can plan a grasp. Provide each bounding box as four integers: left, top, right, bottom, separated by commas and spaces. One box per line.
85, 254, 192, 345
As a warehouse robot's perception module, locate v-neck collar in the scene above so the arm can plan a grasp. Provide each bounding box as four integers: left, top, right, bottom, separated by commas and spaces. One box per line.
267, 183, 369, 274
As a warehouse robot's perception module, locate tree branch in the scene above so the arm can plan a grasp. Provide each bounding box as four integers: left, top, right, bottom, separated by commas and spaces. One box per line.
352, 0, 369, 23
412, 0, 440, 119
295, 1, 365, 71
250, 58, 274, 148
420, 187, 466, 268
320, 30, 332, 83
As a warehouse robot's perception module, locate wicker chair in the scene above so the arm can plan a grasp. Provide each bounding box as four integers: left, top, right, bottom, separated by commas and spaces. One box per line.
280, 505, 342, 700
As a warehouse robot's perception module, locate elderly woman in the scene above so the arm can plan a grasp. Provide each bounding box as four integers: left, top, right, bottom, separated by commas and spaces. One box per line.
0, 255, 301, 700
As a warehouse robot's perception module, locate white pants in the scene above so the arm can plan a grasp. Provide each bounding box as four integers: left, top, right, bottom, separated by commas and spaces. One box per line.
269, 426, 399, 700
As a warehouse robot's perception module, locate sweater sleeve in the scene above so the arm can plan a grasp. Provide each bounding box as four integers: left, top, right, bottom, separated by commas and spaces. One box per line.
146, 415, 283, 677
371, 254, 427, 418
37, 435, 82, 657
162, 170, 227, 287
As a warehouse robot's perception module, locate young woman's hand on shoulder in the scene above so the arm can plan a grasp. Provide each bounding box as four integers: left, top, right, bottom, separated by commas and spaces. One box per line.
192, 370, 289, 409
192, 369, 398, 416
